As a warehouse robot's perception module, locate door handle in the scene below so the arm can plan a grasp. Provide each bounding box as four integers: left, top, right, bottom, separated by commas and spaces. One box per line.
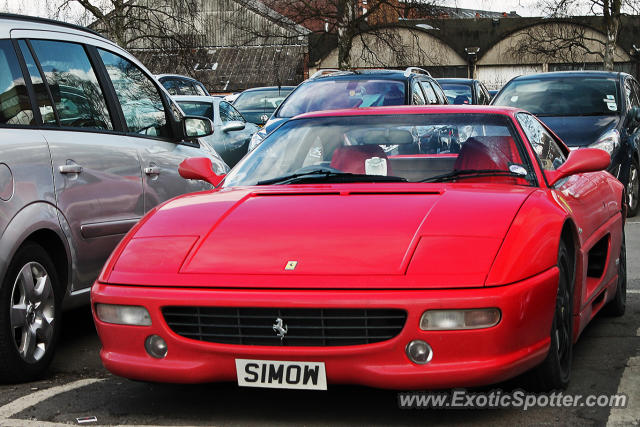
59, 164, 83, 174
144, 166, 161, 175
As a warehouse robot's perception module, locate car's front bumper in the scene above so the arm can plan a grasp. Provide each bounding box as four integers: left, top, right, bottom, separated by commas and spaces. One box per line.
92, 267, 558, 390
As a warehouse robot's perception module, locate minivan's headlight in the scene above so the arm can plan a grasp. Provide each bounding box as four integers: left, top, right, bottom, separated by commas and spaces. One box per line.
249, 132, 265, 151
589, 129, 620, 155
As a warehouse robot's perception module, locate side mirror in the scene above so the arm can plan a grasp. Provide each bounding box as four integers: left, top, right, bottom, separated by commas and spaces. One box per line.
629, 106, 640, 128
221, 121, 245, 132
184, 116, 214, 139
178, 157, 225, 187
545, 148, 610, 186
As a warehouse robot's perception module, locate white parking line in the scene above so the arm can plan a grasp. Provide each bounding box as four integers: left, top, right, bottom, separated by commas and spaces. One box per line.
607, 356, 640, 426
628, 290, 640, 294
0, 378, 102, 419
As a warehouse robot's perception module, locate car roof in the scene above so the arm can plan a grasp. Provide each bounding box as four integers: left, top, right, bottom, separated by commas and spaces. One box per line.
295, 105, 522, 119
309, 69, 423, 82
172, 95, 220, 103
240, 86, 296, 93
157, 74, 202, 82
437, 78, 476, 85
512, 71, 625, 81
0, 13, 114, 44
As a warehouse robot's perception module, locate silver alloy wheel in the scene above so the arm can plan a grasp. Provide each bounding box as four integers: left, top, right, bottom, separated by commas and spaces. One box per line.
9, 262, 55, 363
628, 163, 639, 213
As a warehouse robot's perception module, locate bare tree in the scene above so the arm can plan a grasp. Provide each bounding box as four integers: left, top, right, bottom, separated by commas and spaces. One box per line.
228, 0, 442, 70
51, 0, 204, 75
513, 0, 638, 71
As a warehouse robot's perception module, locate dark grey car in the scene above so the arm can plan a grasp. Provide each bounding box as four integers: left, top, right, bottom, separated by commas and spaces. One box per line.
0, 14, 228, 382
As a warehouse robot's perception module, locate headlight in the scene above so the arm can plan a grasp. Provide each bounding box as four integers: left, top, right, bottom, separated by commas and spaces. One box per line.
420, 308, 501, 330
589, 129, 620, 155
95, 304, 152, 326
249, 132, 265, 151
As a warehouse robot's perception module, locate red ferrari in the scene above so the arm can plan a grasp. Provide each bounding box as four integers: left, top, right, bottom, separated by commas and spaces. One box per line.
92, 106, 626, 391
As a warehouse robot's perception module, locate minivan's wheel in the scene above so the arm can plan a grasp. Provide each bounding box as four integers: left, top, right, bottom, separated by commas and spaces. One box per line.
529, 240, 573, 391
0, 242, 61, 383
627, 159, 639, 217
604, 229, 626, 317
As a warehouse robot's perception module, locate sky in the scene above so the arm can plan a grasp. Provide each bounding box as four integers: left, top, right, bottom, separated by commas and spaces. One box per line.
1, 0, 546, 20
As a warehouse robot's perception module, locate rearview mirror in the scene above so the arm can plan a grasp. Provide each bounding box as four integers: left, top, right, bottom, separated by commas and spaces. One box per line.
184, 116, 214, 139
178, 157, 225, 187
221, 120, 245, 132
545, 148, 610, 186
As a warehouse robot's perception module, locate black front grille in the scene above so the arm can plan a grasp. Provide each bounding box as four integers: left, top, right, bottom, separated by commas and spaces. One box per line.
162, 307, 407, 346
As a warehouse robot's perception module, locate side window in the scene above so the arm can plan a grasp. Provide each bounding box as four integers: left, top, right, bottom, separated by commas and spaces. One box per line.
517, 112, 566, 171
161, 79, 179, 95
177, 79, 196, 95
99, 49, 170, 137
18, 40, 55, 125
220, 101, 243, 122
29, 40, 113, 130
628, 79, 640, 108
0, 40, 34, 125
193, 82, 207, 96
419, 82, 438, 104
476, 83, 486, 105
411, 82, 425, 105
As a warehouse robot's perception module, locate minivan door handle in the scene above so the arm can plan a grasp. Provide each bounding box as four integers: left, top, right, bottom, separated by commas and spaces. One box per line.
144, 166, 161, 175
59, 164, 83, 174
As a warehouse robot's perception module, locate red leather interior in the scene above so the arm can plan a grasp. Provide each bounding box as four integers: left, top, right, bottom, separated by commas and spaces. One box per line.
453, 136, 525, 184
330, 145, 392, 175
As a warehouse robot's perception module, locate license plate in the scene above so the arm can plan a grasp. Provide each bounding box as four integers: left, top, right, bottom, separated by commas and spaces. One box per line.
235, 359, 327, 390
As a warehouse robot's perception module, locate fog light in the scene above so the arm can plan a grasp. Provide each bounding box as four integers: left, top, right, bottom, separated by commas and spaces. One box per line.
406, 340, 433, 364
145, 335, 167, 358
95, 304, 151, 326
420, 308, 501, 330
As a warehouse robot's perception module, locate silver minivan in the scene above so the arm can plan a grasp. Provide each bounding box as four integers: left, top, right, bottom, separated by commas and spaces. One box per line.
0, 14, 228, 382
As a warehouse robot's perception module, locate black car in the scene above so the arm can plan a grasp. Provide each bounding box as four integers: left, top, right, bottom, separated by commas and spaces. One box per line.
157, 74, 209, 96
249, 67, 449, 150
436, 78, 492, 105
492, 71, 640, 215
233, 86, 295, 126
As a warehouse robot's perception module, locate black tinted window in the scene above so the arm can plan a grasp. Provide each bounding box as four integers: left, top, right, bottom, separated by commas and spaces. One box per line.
99, 49, 169, 137
30, 40, 113, 130
0, 40, 33, 125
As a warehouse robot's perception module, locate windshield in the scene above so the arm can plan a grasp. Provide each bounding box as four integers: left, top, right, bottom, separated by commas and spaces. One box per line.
493, 77, 619, 116
234, 89, 293, 110
223, 113, 535, 187
177, 101, 213, 118
277, 79, 406, 118
441, 83, 473, 104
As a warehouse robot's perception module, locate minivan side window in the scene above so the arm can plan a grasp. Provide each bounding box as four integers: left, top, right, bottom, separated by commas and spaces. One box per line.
18, 40, 56, 125
0, 40, 34, 125
411, 82, 426, 105
98, 49, 170, 138
419, 81, 438, 104
29, 40, 113, 130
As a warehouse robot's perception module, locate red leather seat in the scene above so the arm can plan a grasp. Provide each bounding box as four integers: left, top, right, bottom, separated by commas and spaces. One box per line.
330, 145, 392, 175
453, 136, 525, 184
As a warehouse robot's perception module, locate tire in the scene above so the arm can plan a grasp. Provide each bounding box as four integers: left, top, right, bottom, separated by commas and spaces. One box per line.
528, 240, 573, 391
603, 228, 626, 317
627, 159, 639, 217
0, 242, 62, 383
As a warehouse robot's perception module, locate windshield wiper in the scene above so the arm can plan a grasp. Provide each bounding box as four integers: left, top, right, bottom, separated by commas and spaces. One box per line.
420, 169, 528, 183
257, 169, 406, 185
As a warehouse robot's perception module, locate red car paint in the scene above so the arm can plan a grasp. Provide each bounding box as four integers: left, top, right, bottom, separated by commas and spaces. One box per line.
92, 106, 625, 389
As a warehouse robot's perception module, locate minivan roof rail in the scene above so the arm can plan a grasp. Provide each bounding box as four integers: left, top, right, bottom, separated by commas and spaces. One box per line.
404, 67, 431, 77
309, 69, 342, 79
0, 13, 107, 40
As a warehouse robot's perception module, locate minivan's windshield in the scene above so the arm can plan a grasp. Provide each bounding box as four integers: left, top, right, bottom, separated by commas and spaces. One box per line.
277, 79, 406, 118
493, 77, 619, 116
223, 114, 534, 187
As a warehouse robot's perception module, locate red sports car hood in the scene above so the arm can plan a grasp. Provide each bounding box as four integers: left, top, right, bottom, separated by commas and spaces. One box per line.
109, 184, 535, 288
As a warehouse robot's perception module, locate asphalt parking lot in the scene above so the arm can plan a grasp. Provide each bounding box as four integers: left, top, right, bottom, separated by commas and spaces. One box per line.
0, 222, 638, 426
